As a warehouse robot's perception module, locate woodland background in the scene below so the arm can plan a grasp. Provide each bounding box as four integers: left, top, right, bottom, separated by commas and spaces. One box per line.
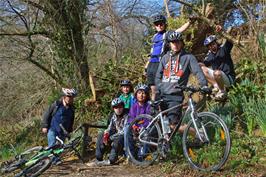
0, 0, 265, 175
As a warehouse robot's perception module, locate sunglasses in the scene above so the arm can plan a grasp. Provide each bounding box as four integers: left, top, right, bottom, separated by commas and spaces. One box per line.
154, 22, 165, 26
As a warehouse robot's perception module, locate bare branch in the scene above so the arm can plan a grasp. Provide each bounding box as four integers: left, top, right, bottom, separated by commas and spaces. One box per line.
164, 0, 171, 18
0, 31, 49, 37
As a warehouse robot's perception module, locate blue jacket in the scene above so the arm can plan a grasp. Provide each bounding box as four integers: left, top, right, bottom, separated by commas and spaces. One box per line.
42, 100, 74, 135
150, 31, 169, 63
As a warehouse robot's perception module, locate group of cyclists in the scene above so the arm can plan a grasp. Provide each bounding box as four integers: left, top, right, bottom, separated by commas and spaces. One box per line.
41, 14, 236, 165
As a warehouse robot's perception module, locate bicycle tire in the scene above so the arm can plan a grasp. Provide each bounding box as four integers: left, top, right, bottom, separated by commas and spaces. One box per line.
14, 157, 51, 177
1, 146, 43, 173
125, 114, 162, 166
182, 112, 231, 171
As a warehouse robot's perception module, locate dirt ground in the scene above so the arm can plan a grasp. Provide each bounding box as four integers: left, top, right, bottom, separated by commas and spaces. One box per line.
43, 161, 163, 177
42, 159, 266, 177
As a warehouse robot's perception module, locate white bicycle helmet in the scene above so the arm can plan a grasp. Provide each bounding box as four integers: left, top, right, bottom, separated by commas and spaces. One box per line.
111, 98, 124, 107
134, 83, 149, 94
204, 35, 217, 46
62, 88, 77, 97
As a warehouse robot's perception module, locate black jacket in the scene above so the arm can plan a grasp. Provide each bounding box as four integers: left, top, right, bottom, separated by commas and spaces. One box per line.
203, 40, 236, 82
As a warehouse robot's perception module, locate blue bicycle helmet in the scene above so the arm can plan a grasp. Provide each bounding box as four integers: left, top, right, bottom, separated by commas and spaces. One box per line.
111, 98, 124, 107
120, 79, 132, 86
167, 31, 183, 42
152, 14, 166, 24
204, 35, 217, 46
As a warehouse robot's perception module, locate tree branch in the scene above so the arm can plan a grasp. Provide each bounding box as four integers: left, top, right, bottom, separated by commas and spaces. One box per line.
0, 31, 49, 37
171, 0, 244, 48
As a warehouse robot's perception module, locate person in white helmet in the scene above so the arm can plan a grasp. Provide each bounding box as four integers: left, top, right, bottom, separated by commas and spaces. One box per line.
41, 88, 77, 147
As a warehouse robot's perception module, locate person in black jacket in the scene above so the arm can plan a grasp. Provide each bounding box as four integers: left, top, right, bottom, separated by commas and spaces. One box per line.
41, 88, 77, 147
200, 26, 236, 99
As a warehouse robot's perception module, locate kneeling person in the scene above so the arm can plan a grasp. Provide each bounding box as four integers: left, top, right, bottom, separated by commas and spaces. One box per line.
95, 98, 128, 164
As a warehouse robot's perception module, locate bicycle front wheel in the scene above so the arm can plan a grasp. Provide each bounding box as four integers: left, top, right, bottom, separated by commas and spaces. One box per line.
15, 157, 51, 177
125, 114, 162, 166
182, 112, 231, 171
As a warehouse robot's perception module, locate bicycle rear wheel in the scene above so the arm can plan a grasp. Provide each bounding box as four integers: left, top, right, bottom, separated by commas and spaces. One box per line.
15, 157, 51, 177
125, 114, 162, 166
182, 112, 231, 171
1, 146, 43, 174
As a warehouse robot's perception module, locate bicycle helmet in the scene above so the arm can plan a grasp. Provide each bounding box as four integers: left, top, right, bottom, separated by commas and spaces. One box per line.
167, 31, 183, 42
204, 35, 217, 46
120, 79, 132, 86
134, 83, 149, 94
62, 88, 77, 97
152, 14, 166, 24
111, 98, 124, 107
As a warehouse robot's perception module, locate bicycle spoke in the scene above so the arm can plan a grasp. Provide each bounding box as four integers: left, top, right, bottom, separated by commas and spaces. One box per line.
183, 112, 231, 171
126, 114, 162, 166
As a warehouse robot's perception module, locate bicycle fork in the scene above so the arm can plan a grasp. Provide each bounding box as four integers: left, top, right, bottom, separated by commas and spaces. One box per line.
189, 99, 209, 143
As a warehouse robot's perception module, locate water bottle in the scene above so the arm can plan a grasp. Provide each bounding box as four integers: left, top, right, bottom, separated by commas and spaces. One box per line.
162, 115, 171, 137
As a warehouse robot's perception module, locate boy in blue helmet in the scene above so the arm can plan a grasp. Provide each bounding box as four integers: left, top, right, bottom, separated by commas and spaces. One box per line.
95, 98, 129, 165
200, 25, 236, 99
145, 14, 196, 101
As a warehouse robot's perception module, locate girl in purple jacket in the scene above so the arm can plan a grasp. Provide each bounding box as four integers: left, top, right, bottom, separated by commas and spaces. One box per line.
124, 83, 151, 161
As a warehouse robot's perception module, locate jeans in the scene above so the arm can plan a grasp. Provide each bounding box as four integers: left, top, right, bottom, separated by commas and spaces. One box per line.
96, 132, 124, 164
47, 129, 65, 147
47, 129, 56, 147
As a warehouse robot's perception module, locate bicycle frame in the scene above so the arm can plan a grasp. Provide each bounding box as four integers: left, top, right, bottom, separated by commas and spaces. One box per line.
138, 91, 208, 146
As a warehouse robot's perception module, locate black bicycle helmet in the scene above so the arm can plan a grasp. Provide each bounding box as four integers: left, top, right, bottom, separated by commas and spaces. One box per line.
167, 31, 183, 42
120, 79, 132, 86
152, 14, 166, 24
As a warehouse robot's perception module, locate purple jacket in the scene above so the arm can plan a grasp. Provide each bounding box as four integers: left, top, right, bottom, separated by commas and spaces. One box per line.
128, 102, 151, 126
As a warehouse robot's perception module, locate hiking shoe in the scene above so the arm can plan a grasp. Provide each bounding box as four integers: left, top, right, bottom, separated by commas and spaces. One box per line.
95, 160, 111, 166
195, 128, 206, 142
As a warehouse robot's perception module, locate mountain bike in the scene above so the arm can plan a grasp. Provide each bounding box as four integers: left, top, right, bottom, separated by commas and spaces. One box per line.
125, 85, 231, 171
1, 124, 85, 177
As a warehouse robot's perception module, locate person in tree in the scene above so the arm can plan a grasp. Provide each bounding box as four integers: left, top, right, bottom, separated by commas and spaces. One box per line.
145, 14, 196, 101
118, 79, 135, 114
200, 25, 236, 99
41, 88, 77, 147
155, 31, 208, 133
95, 98, 128, 165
